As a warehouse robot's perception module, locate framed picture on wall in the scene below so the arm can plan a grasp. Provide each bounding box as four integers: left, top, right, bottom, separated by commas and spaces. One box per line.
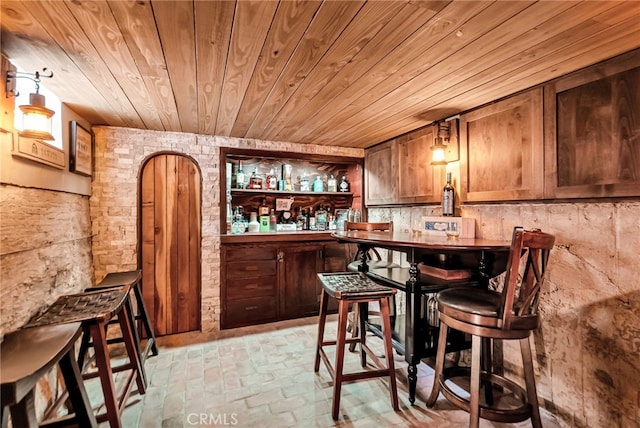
69, 121, 93, 177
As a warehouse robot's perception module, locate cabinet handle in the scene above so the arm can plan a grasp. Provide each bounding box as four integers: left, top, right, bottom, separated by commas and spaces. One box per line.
277, 251, 284, 262
245, 305, 259, 311
245, 266, 258, 271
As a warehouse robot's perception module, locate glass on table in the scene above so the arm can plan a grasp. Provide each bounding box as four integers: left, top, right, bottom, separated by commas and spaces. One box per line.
412, 218, 423, 237
445, 221, 460, 239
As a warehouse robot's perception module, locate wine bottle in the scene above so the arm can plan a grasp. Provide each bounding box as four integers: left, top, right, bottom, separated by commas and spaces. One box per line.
442, 172, 455, 216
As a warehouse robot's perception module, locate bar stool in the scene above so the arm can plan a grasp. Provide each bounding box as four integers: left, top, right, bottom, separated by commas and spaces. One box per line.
78, 269, 158, 381
25, 287, 146, 428
1, 322, 97, 428
344, 221, 400, 351
315, 272, 399, 420
425, 227, 555, 428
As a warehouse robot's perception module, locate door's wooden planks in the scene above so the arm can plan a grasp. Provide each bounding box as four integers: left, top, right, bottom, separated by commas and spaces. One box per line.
153, 155, 168, 336
176, 156, 191, 333
188, 160, 201, 332
140, 158, 157, 336
165, 155, 179, 333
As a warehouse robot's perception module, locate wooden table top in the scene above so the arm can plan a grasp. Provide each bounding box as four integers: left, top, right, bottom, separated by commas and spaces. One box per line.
331, 230, 511, 252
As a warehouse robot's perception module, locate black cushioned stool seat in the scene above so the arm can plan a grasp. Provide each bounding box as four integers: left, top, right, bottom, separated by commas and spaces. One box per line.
25, 287, 146, 428
314, 272, 399, 420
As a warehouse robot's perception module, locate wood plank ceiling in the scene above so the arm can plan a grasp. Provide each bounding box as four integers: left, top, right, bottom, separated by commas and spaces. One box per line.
1, 0, 639, 149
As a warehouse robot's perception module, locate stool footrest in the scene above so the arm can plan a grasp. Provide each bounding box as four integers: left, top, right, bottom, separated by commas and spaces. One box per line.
440, 366, 532, 423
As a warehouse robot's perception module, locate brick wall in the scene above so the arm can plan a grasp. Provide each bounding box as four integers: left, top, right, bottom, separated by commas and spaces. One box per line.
91, 126, 363, 332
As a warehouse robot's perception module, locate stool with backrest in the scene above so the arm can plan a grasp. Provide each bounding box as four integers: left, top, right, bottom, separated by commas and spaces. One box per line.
315, 272, 399, 420
345, 221, 400, 351
425, 227, 555, 428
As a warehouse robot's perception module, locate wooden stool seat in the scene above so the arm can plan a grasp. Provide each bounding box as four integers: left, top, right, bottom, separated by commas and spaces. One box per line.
25, 288, 146, 428
315, 272, 399, 420
1, 322, 97, 428
80, 270, 158, 380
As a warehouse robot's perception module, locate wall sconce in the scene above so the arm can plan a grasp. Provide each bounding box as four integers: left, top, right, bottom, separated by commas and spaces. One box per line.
5, 68, 55, 141
430, 121, 450, 166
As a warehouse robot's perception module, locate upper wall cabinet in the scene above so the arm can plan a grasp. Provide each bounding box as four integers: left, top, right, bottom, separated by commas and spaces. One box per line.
365, 124, 441, 206
460, 88, 544, 202
544, 50, 640, 199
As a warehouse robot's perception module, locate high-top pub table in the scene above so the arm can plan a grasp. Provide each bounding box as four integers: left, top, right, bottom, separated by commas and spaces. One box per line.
331, 229, 511, 404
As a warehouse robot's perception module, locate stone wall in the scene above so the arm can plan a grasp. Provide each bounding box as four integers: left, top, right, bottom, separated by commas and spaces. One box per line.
0, 184, 92, 417
0, 185, 92, 337
369, 201, 640, 428
90, 126, 363, 332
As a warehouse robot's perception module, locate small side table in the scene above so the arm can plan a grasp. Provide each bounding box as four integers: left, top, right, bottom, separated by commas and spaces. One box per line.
1, 322, 97, 428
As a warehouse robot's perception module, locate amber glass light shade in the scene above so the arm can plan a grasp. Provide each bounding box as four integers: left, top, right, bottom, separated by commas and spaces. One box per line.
18, 92, 55, 141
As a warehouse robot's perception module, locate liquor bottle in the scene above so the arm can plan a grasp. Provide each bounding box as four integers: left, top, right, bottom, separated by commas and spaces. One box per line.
313, 175, 324, 192
258, 198, 270, 217
236, 161, 245, 189
269, 209, 278, 232
295, 207, 305, 230
248, 212, 260, 233
442, 172, 455, 216
249, 169, 262, 189
308, 206, 316, 230
327, 174, 337, 192
301, 208, 309, 230
300, 170, 311, 192
265, 168, 278, 190
315, 205, 327, 231
339, 175, 350, 192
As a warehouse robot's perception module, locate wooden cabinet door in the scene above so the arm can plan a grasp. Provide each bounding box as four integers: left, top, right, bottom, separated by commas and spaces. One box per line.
460, 88, 544, 202
365, 140, 397, 206
279, 243, 323, 318
397, 125, 441, 204
544, 50, 640, 198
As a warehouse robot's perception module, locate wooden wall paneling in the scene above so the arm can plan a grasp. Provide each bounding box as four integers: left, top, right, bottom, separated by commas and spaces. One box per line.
152, 1, 198, 133
365, 140, 397, 206
108, 0, 181, 131
460, 88, 544, 202
544, 50, 640, 198
194, 0, 235, 135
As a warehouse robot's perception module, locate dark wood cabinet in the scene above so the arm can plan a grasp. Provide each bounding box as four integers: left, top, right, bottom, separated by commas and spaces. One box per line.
279, 243, 323, 318
221, 238, 348, 329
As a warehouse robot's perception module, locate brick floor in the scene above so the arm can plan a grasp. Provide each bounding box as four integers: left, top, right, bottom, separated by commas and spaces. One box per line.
87, 315, 561, 427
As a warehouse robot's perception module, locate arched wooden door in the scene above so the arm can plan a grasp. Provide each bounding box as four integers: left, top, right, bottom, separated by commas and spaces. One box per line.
140, 153, 201, 336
